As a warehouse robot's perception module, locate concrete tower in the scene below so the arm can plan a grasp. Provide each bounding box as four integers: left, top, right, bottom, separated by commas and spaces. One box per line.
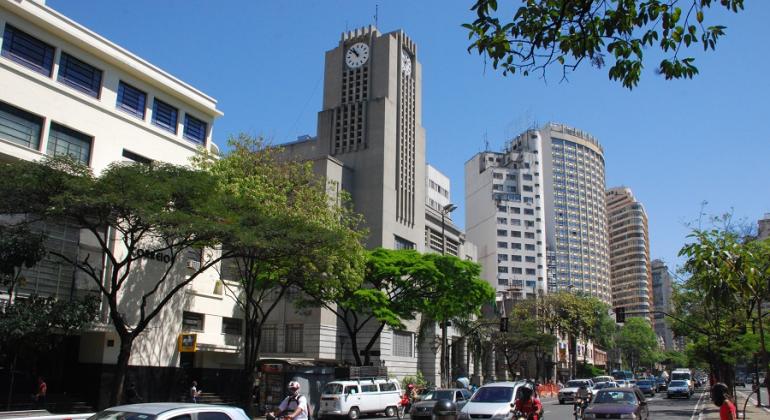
315, 26, 426, 251
607, 187, 653, 319
651, 259, 675, 349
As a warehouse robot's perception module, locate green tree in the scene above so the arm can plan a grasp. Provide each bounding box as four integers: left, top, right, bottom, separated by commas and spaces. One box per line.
0, 157, 230, 405
540, 292, 596, 378
463, 0, 744, 88
616, 318, 659, 372
198, 135, 366, 413
0, 224, 46, 307
420, 253, 494, 385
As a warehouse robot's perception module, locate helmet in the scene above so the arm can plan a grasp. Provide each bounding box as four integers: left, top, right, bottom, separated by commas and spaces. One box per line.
519, 387, 533, 399
288, 381, 301, 391
407, 383, 415, 389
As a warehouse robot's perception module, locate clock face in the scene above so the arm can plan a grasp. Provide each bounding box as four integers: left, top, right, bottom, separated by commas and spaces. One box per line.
401, 49, 412, 77
345, 42, 370, 69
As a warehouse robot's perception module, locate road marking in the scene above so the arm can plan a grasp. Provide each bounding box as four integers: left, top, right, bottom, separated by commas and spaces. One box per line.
690, 391, 706, 420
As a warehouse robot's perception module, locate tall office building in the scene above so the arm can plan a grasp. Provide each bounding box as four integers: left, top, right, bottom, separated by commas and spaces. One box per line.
278, 27, 449, 382
607, 187, 652, 319
651, 259, 675, 350
465, 132, 547, 300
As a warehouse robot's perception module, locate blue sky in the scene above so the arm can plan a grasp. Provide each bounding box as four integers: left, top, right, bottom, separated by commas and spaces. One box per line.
49, 0, 770, 271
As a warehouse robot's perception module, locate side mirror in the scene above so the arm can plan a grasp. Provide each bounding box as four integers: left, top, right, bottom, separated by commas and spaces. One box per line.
510, 403, 515, 409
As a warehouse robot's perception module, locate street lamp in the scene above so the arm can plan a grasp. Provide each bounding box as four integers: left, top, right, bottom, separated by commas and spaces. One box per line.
440, 203, 457, 388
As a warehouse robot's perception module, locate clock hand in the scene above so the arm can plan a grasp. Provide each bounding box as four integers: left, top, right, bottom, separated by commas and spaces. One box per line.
352, 49, 360, 58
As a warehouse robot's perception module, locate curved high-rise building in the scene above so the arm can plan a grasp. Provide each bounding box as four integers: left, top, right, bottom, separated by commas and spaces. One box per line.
607, 187, 652, 319
506, 123, 611, 303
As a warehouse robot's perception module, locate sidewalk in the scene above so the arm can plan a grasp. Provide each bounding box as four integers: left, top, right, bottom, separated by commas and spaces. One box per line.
699, 391, 770, 419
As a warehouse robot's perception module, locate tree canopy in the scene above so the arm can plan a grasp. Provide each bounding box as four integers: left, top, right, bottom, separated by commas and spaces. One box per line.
463, 0, 744, 88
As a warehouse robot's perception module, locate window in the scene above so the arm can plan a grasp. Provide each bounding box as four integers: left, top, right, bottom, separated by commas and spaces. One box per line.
222, 317, 242, 335
524, 209, 535, 215
1, 25, 54, 76
512, 207, 521, 214
526, 268, 537, 275
0, 101, 43, 150
152, 99, 178, 133
117, 81, 146, 119
182, 311, 204, 332
379, 382, 397, 392
184, 113, 207, 144
497, 241, 508, 248
525, 232, 535, 239
393, 331, 413, 357
57, 52, 102, 97
261, 325, 277, 353
498, 266, 508, 273
285, 324, 303, 353
198, 413, 232, 420
497, 229, 507, 237
122, 149, 152, 164
47, 123, 91, 165
498, 278, 507, 285
525, 256, 536, 263
512, 231, 522, 238
511, 219, 521, 226
512, 243, 522, 250
512, 267, 523, 274
395, 235, 415, 250
361, 384, 378, 393
512, 255, 522, 262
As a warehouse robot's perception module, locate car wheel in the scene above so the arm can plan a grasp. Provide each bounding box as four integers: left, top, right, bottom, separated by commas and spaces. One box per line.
348, 407, 360, 420
385, 406, 397, 418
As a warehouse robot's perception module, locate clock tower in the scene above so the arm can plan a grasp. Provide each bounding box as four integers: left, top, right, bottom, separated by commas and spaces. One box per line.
316, 26, 426, 251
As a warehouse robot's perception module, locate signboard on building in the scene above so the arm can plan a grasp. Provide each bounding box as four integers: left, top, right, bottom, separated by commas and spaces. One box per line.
178, 333, 197, 352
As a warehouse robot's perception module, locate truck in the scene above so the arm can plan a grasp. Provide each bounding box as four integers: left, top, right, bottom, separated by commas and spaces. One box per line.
671, 368, 694, 395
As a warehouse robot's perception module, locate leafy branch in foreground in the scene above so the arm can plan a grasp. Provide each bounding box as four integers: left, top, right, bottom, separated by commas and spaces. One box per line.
463, 0, 744, 88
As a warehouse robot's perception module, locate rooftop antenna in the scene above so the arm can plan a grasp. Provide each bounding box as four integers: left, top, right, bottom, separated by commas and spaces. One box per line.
484, 130, 489, 151
374, 4, 379, 28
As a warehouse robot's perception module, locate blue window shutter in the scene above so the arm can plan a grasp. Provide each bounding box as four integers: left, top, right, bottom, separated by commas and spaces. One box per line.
183, 114, 207, 144
57, 52, 102, 98
0, 100, 43, 150
1, 25, 55, 76
116, 81, 146, 119
152, 99, 178, 133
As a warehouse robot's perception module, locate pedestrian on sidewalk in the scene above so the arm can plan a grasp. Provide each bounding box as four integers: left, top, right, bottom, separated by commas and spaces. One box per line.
711, 382, 737, 420
190, 380, 202, 403
35, 376, 47, 409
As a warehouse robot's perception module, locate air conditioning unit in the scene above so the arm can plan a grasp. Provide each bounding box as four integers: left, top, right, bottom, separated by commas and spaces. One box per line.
186, 260, 201, 270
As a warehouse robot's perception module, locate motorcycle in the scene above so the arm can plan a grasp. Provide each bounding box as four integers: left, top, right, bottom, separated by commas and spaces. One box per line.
512, 410, 533, 420
573, 397, 590, 420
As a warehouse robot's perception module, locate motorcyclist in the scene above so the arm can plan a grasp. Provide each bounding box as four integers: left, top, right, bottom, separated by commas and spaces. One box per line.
512, 386, 543, 420
267, 381, 308, 420
574, 384, 591, 416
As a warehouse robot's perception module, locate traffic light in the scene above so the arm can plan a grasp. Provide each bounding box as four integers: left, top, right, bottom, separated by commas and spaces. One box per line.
500, 317, 509, 332
615, 307, 625, 323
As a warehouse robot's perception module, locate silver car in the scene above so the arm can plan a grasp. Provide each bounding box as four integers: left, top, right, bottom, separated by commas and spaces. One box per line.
87, 403, 250, 420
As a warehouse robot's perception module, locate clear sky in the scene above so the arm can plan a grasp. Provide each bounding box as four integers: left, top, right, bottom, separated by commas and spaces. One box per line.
48, 0, 770, 271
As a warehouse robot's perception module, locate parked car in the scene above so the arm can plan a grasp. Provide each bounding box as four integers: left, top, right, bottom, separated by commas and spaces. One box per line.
318, 378, 402, 419
557, 379, 594, 404
86, 403, 248, 420
636, 380, 656, 397
582, 388, 649, 420
655, 378, 668, 392
667, 380, 691, 399
410, 389, 472, 420
458, 381, 534, 420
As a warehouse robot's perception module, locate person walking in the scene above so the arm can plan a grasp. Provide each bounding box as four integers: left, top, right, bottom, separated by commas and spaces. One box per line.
711, 382, 737, 420
35, 377, 47, 409
190, 381, 202, 403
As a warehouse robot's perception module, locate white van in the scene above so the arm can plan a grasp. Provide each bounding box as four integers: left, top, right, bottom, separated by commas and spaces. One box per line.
318, 378, 402, 420
671, 369, 694, 395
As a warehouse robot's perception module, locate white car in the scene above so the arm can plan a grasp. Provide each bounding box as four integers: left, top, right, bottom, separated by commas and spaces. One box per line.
558, 379, 594, 404
459, 381, 534, 420
317, 378, 401, 419
87, 403, 249, 420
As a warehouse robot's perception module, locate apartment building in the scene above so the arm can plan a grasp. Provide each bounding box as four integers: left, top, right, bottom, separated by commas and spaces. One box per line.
607, 187, 653, 320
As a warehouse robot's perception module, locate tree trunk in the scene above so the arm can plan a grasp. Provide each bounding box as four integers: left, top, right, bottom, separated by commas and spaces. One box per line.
5, 352, 17, 410
569, 334, 577, 379
756, 302, 770, 403
363, 322, 386, 366
111, 334, 133, 406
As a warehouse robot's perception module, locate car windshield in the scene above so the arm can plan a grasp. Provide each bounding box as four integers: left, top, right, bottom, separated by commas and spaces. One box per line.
87, 411, 156, 420
670, 381, 687, 387
424, 390, 455, 401
566, 381, 589, 388
323, 383, 343, 394
593, 391, 638, 405
470, 386, 514, 403
637, 380, 652, 386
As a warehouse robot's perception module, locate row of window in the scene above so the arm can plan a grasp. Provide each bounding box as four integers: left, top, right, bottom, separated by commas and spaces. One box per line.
497, 242, 537, 251
0, 100, 91, 163
1, 24, 208, 144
